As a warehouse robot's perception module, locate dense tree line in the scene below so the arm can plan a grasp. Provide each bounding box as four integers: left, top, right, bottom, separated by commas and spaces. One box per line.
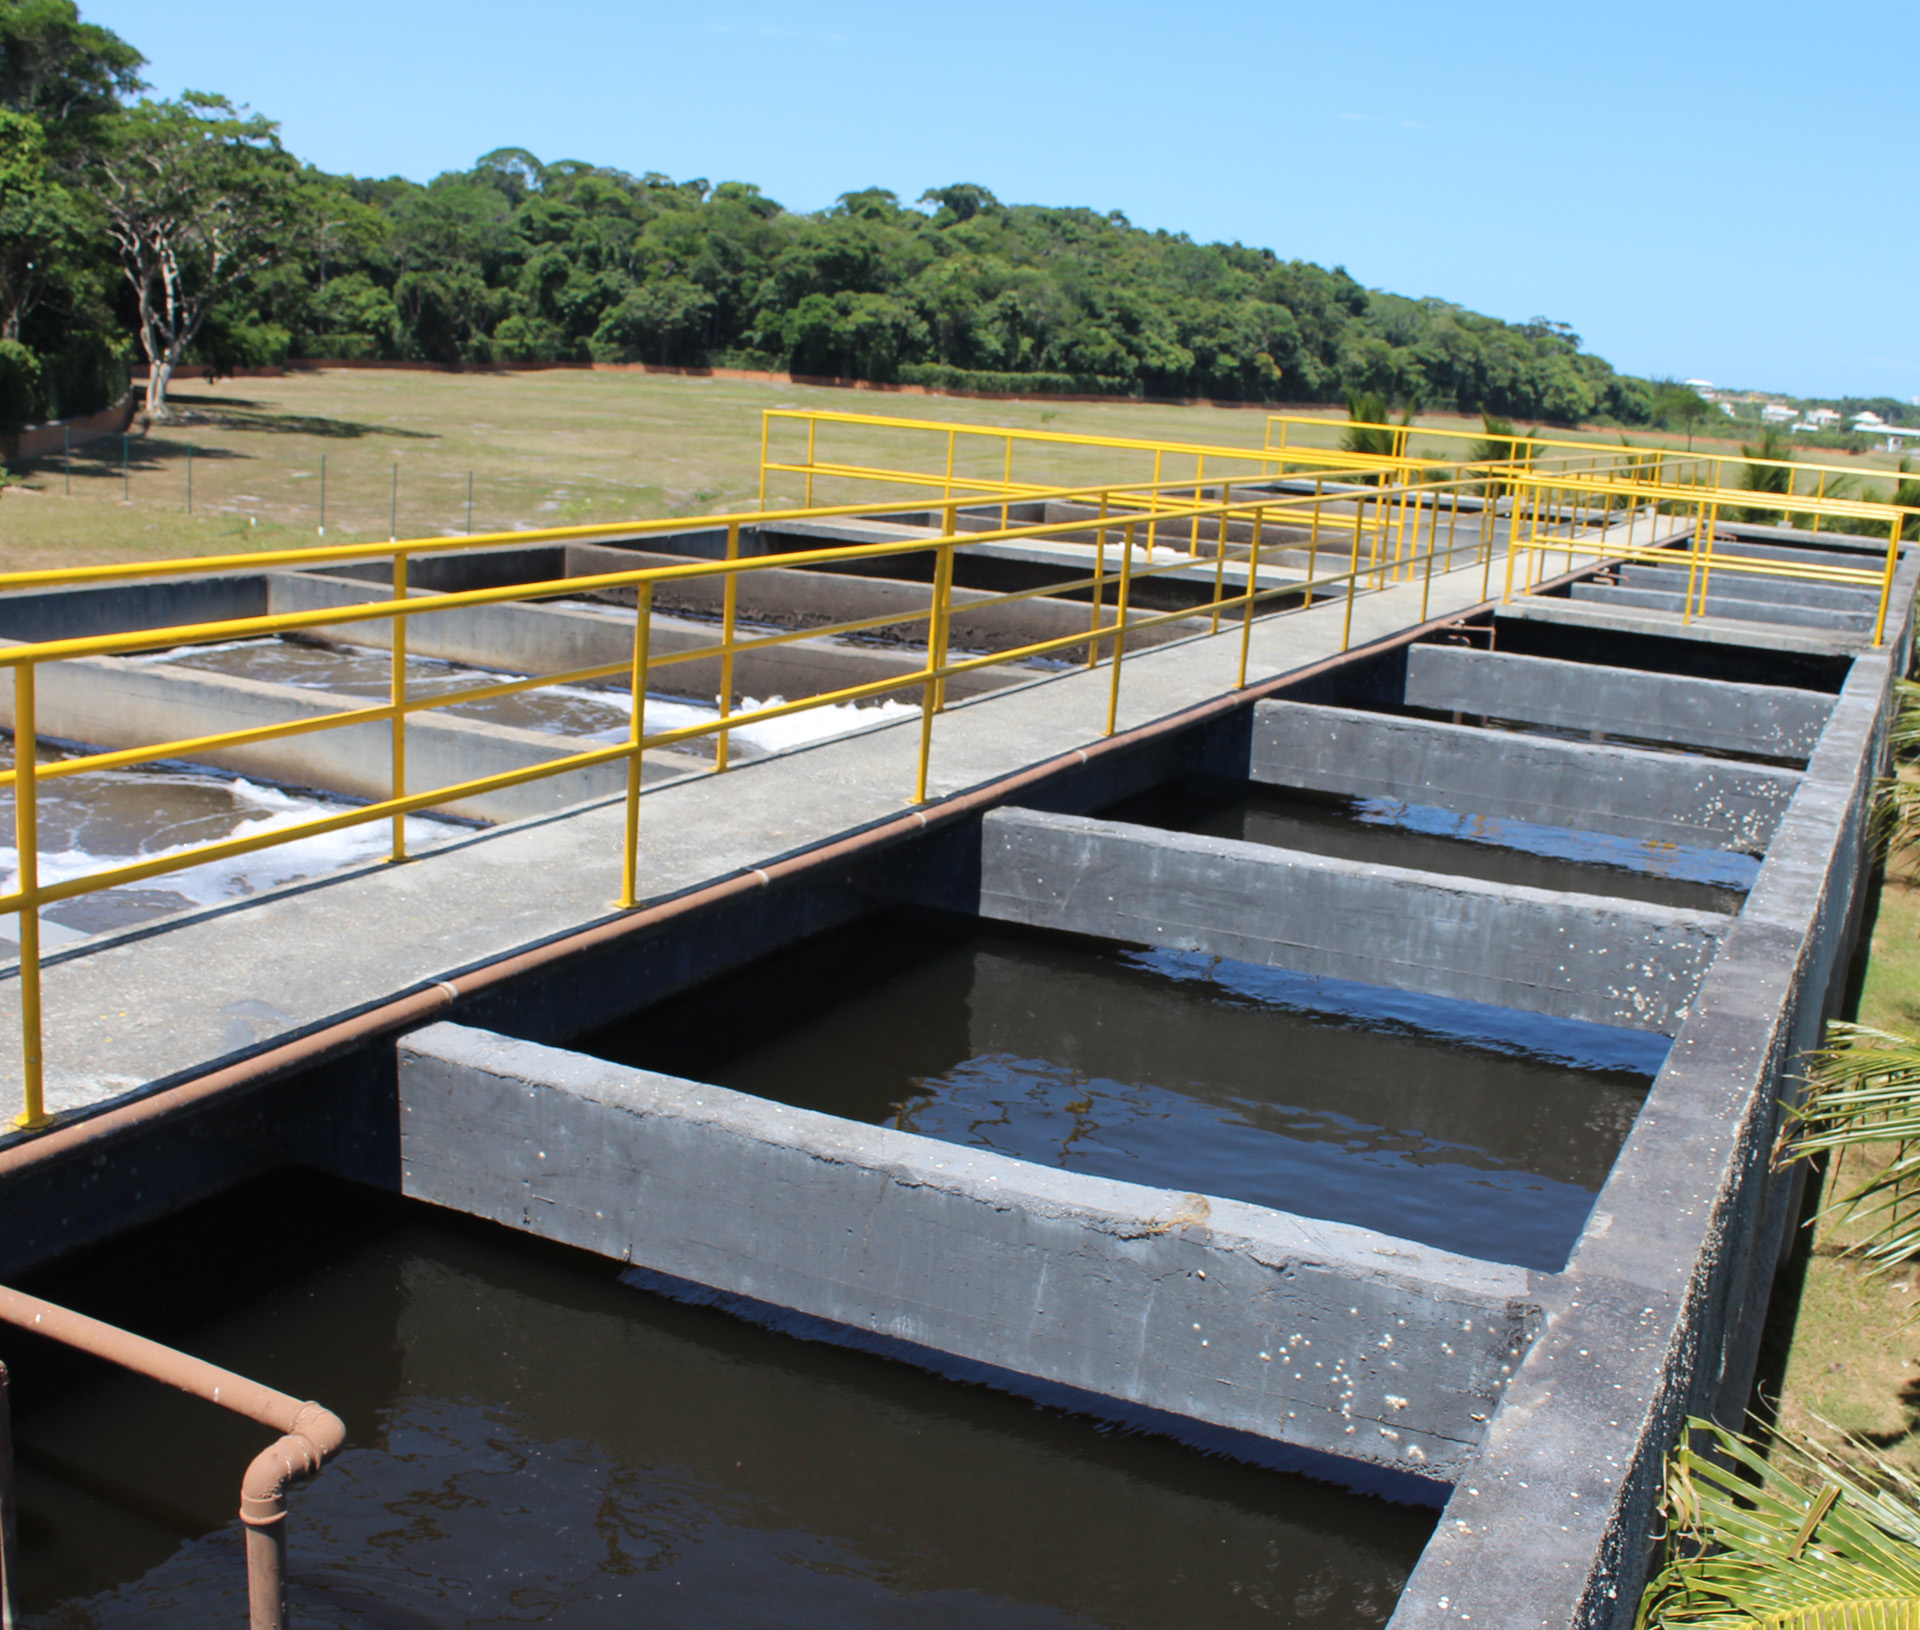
4, 0, 1667, 429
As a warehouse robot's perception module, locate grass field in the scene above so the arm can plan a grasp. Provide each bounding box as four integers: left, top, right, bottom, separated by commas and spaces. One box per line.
1768, 846, 1920, 1477
2, 368, 1910, 577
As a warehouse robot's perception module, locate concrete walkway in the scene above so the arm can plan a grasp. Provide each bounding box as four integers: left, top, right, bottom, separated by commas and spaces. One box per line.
0, 553, 1507, 1131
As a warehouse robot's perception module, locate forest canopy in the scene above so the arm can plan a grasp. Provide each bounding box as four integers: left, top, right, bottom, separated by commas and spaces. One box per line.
6, 0, 1661, 427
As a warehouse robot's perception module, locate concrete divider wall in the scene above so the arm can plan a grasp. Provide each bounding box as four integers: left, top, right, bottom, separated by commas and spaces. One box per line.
398, 1020, 1541, 1489
270, 571, 1023, 704
1618, 565, 1878, 614
1249, 701, 1800, 854
1569, 582, 1874, 636
1404, 644, 1835, 758
0, 573, 267, 644
0, 652, 697, 821
1387, 628, 1898, 1628
978, 808, 1727, 1032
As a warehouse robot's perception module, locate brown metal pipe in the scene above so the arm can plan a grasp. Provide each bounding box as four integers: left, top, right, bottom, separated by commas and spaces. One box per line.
1, 1361, 15, 1630
0, 1286, 343, 1630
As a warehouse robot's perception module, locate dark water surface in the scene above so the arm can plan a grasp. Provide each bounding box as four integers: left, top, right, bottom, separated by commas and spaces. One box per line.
588, 917, 1663, 1271
1102, 778, 1755, 911
10, 1176, 1431, 1628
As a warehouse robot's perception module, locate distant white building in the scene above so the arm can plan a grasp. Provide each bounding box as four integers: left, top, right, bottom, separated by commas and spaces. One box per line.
1853, 410, 1887, 429
1761, 403, 1796, 423
1718, 402, 1737, 417
1684, 378, 1715, 397
1807, 407, 1842, 429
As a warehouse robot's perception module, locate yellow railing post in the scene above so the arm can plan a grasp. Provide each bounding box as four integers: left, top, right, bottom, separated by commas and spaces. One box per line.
804, 418, 817, 509
1105, 522, 1138, 735
1087, 492, 1109, 670
1696, 502, 1721, 616
388, 554, 408, 863
1873, 515, 1903, 648
1209, 488, 1228, 635
943, 428, 956, 509
716, 521, 741, 772
1147, 450, 1162, 557
616, 583, 653, 909
757, 412, 771, 510
1000, 434, 1013, 529
11, 663, 48, 1131
913, 540, 955, 804
934, 503, 957, 711
1189, 456, 1206, 556
1309, 477, 1324, 579
1344, 497, 1365, 649
1238, 503, 1266, 689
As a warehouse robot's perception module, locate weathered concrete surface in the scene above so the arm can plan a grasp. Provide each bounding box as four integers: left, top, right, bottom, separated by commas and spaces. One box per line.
1250, 701, 1800, 853
1618, 564, 1878, 614
563, 542, 1206, 658
0, 572, 268, 643
979, 808, 1726, 1032
0, 646, 704, 821
1494, 597, 1869, 658
0, 553, 1505, 1127
1569, 581, 1875, 635
1387, 603, 1905, 1628
1405, 644, 1835, 758
270, 571, 1024, 703
399, 1020, 1539, 1486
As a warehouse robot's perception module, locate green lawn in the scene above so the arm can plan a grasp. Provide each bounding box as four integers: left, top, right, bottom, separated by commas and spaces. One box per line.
4, 368, 1906, 579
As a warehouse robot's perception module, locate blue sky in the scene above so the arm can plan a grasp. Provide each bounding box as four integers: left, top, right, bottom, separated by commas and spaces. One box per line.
89, 0, 1918, 399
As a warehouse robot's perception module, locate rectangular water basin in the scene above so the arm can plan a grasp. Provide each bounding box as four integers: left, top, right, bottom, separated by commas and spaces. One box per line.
1102, 776, 1755, 912
583, 913, 1664, 1272
7, 1172, 1431, 1628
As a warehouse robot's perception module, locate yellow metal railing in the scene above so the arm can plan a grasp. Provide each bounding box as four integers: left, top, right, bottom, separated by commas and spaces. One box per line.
1268, 413, 1920, 537
6, 404, 1912, 1134
1495, 463, 1912, 643
3, 465, 1525, 1132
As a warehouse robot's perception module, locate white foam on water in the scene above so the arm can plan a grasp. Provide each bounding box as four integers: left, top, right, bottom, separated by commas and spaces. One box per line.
574, 691, 920, 753
122, 636, 282, 664
0, 777, 450, 919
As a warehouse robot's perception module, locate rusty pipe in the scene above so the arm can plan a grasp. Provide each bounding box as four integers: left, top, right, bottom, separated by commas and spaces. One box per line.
1, 1361, 15, 1630
0, 1286, 343, 1630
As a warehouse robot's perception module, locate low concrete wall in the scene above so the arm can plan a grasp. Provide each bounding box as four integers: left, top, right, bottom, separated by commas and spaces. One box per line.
1249, 701, 1801, 853
0, 572, 267, 644
1619, 564, 1877, 614
1570, 582, 1874, 636
399, 1020, 1540, 1488
563, 542, 1207, 658
1405, 644, 1835, 759
0, 653, 699, 821
271, 571, 1023, 704
978, 808, 1726, 1032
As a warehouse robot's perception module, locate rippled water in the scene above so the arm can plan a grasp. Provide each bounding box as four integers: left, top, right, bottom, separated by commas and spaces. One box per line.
1103, 778, 1755, 912
587, 918, 1663, 1271
136, 636, 921, 757
9, 1175, 1432, 1627
0, 738, 452, 941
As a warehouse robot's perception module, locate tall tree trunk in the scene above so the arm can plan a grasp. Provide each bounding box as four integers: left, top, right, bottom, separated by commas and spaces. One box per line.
144, 353, 175, 420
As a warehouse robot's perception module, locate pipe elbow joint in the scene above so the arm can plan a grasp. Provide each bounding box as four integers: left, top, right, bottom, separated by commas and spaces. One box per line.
238, 1401, 346, 1528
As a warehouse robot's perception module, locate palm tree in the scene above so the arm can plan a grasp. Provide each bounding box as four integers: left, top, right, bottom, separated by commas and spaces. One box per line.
1340, 389, 1395, 458
1741, 425, 1796, 523
1637, 1416, 1920, 1625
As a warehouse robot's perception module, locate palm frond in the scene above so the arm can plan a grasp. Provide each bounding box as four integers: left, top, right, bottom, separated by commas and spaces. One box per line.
1782, 1024, 1920, 1275
1887, 679, 1920, 761
1638, 1418, 1920, 1628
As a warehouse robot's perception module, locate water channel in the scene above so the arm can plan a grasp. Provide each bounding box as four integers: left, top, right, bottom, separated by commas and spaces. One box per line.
585, 915, 1666, 1271
9, 1172, 1433, 1627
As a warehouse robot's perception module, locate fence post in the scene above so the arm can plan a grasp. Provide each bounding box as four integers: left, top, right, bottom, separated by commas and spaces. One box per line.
186, 443, 192, 514
716, 522, 740, 772
466, 471, 473, 536
11, 664, 48, 1133
388, 555, 408, 862
1104, 522, 1138, 735
318, 453, 326, 536
389, 462, 398, 541
121, 432, 128, 502
617, 582, 653, 907
62, 426, 69, 497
